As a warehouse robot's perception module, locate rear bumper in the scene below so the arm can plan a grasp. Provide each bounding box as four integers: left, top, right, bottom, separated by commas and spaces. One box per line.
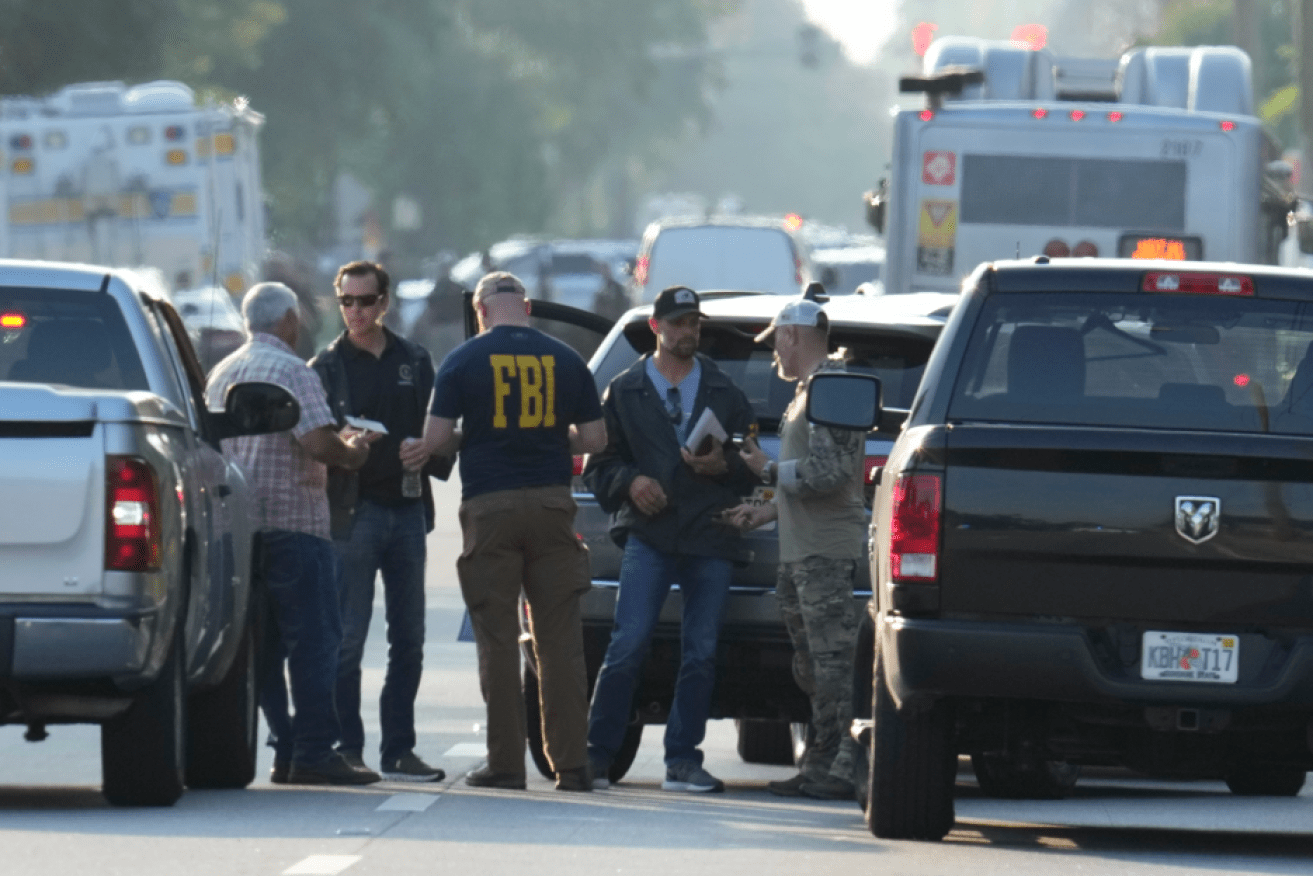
3, 614, 156, 679
881, 615, 1313, 709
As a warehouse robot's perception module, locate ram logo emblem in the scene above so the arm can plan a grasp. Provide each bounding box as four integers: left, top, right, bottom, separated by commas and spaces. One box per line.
1175, 496, 1220, 544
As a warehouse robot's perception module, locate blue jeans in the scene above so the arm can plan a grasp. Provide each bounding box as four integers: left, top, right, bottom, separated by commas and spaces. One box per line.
588, 536, 732, 767
334, 500, 427, 763
259, 530, 342, 767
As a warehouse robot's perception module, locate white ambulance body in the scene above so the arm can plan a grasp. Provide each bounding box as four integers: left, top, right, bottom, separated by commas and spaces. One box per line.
0, 80, 265, 293
876, 39, 1291, 296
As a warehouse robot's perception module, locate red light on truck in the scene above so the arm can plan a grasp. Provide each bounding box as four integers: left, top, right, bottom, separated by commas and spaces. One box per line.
919, 109, 934, 122
890, 473, 941, 582
572, 455, 585, 476
0, 313, 24, 329
633, 255, 649, 287
1043, 239, 1070, 257
864, 456, 888, 485
1032, 108, 1049, 119
1069, 110, 1086, 121
1130, 238, 1187, 260
1142, 272, 1254, 296
1220, 120, 1236, 132
1108, 111, 1124, 123
105, 456, 161, 572
1234, 374, 1251, 388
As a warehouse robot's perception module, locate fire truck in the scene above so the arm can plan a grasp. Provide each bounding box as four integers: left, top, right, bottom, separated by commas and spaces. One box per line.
866, 38, 1295, 295
0, 80, 265, 293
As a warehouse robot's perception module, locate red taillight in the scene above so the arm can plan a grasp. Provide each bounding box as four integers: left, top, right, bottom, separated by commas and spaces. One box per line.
1220, 120, 1236, 132
1142, 272, 1253, 297
864, 455, 887, 485
1032, 108, 1049, 119
105, 456, 161, 572
634, 255, 649, 287
1107, 111, 1124, 123
572, 455, 585, 476
890, 474, 941, 582
1069, 109, 1085, 121
919, 109, 934, 122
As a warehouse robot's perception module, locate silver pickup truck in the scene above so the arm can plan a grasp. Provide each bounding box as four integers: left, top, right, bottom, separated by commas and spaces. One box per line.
0, 261, 297, 806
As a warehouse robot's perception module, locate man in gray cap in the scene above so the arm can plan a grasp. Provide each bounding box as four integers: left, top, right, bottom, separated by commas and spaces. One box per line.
727, 287, 867, 800
584, 284, 759, 793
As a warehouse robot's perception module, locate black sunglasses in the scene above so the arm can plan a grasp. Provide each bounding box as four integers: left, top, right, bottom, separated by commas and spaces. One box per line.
337, 293, 381, 308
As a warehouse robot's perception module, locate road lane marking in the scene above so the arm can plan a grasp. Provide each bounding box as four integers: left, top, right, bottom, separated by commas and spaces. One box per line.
283, 855, 361, 875
377, 793, 437, 812
443, 742, 486, 757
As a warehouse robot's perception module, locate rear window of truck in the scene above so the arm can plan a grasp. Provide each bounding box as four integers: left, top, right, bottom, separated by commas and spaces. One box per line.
948, 291, 1313, 435
0, 287, 148, 390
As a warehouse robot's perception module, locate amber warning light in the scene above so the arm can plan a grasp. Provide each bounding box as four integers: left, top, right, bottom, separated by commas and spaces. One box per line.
1130, 238, 1187, 260
0, 313, 24, 329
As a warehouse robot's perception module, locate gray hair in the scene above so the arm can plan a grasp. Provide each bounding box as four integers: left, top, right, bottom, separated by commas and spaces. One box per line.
241, 282, 299, 334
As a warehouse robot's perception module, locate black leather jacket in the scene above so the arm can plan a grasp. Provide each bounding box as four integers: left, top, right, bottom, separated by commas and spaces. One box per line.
584, 353, 758, 562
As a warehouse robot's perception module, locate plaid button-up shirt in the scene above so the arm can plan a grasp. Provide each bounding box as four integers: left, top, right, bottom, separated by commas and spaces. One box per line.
206, 332, 336, 538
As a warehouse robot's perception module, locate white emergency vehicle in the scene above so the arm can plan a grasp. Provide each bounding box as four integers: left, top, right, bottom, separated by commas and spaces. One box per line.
868, 38, 1295, 295
0, 80, 265, 293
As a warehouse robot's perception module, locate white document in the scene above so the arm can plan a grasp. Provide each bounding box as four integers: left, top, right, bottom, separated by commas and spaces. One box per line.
344, 415, 389, 435
684, 407, 727, 454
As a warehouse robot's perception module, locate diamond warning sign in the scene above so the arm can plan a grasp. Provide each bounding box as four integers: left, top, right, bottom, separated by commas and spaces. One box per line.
918, 200, 957, 248
922, 151, 956, 185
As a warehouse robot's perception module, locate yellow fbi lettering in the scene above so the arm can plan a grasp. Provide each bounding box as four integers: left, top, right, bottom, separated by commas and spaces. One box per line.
490, 354, 557, 428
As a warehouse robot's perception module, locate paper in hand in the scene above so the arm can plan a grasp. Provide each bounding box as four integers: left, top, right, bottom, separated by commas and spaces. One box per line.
684, 408, 727, 455
344, 415, 388, 435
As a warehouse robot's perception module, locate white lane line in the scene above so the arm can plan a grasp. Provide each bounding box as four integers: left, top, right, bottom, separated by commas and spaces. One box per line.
443, 742, 486, 757
377, 792, 438, 812
283, 855, 361, 875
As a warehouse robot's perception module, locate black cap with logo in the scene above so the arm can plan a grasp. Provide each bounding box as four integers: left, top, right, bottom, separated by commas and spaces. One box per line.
652, 285, 704, 321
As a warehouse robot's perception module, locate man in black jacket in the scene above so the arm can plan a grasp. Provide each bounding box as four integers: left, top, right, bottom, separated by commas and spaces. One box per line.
583, 285, 758, 792
309, 260, 445, 783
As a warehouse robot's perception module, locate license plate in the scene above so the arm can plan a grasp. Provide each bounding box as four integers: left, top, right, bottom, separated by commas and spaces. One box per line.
743, 486, 776, 531
1141, 631, 1238, 683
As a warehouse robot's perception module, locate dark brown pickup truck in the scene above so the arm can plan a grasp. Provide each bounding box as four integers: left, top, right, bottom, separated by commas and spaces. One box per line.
861, 258, 1313, 840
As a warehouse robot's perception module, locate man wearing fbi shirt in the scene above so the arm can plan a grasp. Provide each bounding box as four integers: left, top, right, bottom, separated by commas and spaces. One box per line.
403, 271, 606, 792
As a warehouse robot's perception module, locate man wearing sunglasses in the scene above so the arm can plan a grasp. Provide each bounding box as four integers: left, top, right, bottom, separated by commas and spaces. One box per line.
308, 260, 446, 783
583, 285, 758, 793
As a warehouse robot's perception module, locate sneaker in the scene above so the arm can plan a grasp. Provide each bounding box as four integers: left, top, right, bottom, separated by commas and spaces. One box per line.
555, 766, 592, 792
799, 776, 856, 801
381, 752, 446, 783
589, 752, 612, 790
662, 761, 725, 793
766, 773, 808, 797
270, 760, 290, 785
464, 763, 526, 790
288, 752, 382, 786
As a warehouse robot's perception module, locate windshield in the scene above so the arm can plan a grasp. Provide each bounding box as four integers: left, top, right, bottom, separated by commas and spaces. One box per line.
948, 291, 1313, 435
0, 287, 148, 390
643, 227, 800, 299
593, 322, 931, 431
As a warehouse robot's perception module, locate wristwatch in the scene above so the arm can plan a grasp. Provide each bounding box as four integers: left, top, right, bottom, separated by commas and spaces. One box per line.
762, 459, 777, 485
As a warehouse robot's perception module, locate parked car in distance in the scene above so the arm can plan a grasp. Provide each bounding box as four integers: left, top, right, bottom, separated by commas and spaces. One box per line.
860, 257, 1313, 841
516, 289, 957, 782
169, 285, 246, 373
0, 259, 297, 806
811, 244, 885, 295
631, 216, 811, 302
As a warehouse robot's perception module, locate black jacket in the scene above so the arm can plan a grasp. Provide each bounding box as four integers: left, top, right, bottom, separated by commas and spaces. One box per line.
584, 353, 758, 562
310, 329, 450, 539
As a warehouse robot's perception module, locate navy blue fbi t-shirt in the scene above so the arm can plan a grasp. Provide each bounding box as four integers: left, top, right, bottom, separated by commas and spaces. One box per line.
432, 325, 602, 500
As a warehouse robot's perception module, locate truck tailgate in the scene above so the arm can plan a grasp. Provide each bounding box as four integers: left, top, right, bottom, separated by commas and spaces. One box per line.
941, 424, 1313, 625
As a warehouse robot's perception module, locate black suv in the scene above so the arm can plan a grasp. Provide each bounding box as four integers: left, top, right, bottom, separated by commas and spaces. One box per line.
516, 290, 954, 781
860, 258, 1313, 840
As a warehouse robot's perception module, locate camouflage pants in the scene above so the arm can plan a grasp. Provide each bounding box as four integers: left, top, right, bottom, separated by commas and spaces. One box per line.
776, 556, 861, 784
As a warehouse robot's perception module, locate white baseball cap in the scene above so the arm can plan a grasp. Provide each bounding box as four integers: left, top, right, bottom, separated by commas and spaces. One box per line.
755, 298, 828, 345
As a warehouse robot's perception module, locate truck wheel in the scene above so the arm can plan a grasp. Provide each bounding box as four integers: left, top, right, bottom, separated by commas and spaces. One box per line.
101, 630, 186, 806
736, 719, 795, 765
524, 670, 642, 782
1225, 766, 1307, 796
185, 618, 258, 789
971, 752, 1079, 799
865, 637, 955, 841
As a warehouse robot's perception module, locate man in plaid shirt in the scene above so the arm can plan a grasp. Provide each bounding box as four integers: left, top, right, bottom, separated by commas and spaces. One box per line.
207, 282, 379, 786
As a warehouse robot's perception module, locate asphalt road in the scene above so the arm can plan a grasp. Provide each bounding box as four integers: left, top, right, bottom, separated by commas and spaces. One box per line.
1, 476, 1311, 875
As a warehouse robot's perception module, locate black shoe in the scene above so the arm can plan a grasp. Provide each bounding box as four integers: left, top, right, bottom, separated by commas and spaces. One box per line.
555, 766, 592, 792
766, 773, 808, 797
799, 776, 856, 801
270, 761, 290, 784
464, 763, 526, 789
288, 752, 382, 786
381, 752, 446, 783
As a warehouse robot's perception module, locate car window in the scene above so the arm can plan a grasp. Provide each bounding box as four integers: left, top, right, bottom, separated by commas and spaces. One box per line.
644, 227, 800, 298
593, 321, 932, 429
948, 291, 1313, 435
0, 286, 149, 390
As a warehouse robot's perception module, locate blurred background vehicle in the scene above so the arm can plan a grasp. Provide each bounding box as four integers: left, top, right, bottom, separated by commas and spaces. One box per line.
169, 285, 247, 373
810, 243, 885, 295
630, 216, 811, 302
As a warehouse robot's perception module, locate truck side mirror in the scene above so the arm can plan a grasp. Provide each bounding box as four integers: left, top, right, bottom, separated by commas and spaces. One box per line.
806, 372, 881, 430
863, 178, 888, 234
209, 381, 300, 441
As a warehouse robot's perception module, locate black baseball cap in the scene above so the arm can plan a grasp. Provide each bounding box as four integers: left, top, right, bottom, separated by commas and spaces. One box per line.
652, 285, 704, 320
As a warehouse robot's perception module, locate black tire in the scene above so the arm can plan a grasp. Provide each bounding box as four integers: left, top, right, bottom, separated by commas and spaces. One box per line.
736, 719, 795, 765
866, 637, 955, 841
185, 618, 258, 789
102, 628, 186, 806
1225, 766, 1307, 796
524, 670, 642, 783
971, 753, 1079, 799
